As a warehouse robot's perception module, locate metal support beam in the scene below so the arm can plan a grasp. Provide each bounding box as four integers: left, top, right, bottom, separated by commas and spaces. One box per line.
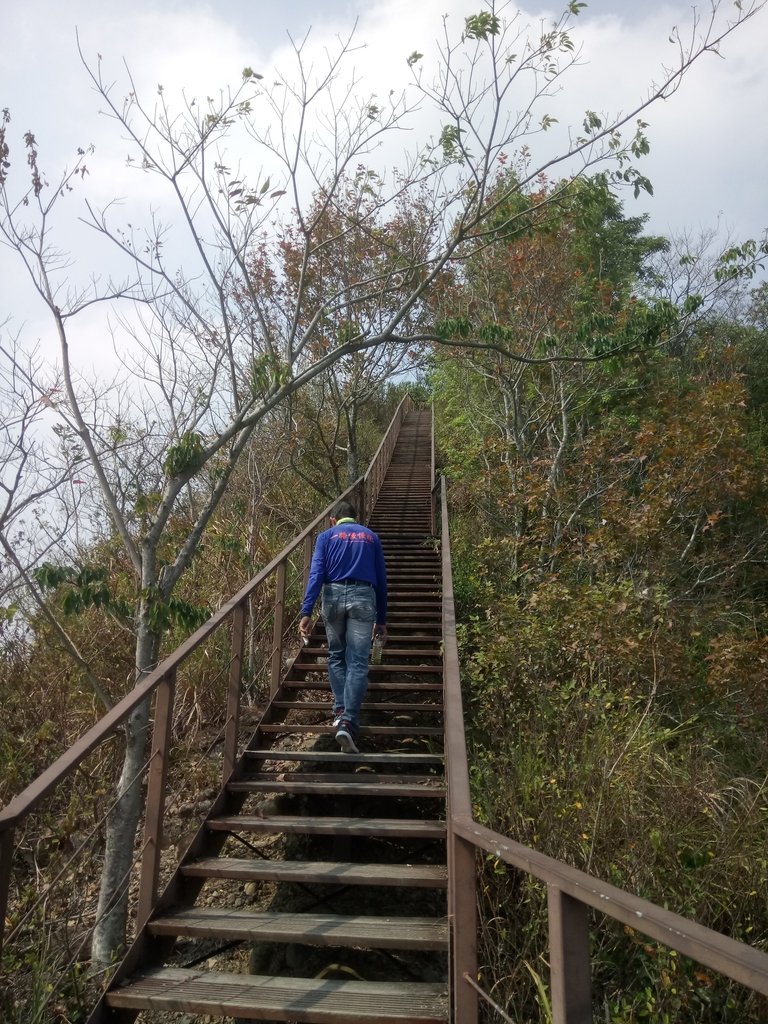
303, 534, 313, 595
270, 560, 287, 697
223, 601, 247, 783
548, 885, 592, 1024
450, 830, 478, 1023
137, 669, 176, 931
0, 826, 14, 959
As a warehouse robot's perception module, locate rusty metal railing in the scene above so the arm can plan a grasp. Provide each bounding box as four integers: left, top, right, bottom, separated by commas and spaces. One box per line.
362, 393, 413, 525
0, 394, 412, 1016
436, 472, 768, 1023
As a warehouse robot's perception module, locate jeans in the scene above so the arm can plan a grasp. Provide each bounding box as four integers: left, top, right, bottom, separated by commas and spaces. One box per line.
321, 581, 376, 729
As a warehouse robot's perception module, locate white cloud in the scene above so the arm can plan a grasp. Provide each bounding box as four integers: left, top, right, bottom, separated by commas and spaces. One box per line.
2, 0, 766, 356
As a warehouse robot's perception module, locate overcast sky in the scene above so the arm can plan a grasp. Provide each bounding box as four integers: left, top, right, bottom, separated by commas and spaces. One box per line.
2, 0, 767, 362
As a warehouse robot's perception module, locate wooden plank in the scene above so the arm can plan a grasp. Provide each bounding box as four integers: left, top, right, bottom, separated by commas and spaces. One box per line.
207, 815, 446, 839
388, 580, 440, 585
288, 664, 441, 675
242, 750, 444, 764
239, 772, 444, 785
387, 585, 442, 593
377, 623, 442, 631
258, 724, 443, 737
382, 555, 439, 560
387, 610, 442, 618
301, 647, 441, 657
388, 599, 441, 605
269, 701, 443, 712
385, 590, 440, 595
181, 858, 448, 888
148, 908, 448, 950
380, 569, 438, 577
107, 967, 448, 1022
226, 779, 446, 798
280, 680, 443, 692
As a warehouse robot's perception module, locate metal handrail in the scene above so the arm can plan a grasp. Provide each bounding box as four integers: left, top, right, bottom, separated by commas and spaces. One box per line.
362, 393, 413, 523
0, 484, 356, 834
0, 394, 413, 834
0, 394, 412, 971
436, 473, 768, 1023
456, 817, 768, 997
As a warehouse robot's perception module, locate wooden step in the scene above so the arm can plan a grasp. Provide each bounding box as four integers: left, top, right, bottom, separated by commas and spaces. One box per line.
258, 724, 444, 738
243, 750, 443, 764
239, 772, 443, 786
269, 701, 442, 712
389, 601, 441, 608
387, 612, 441, 620
384, 623, 441, 630
208, 815, 446, 839
382, 557, 439, 563
148, 907, 449, 950
287, 663, 441, 676
280, 680, 443, 692
375, 501, 433, 507
380, 557, 438, 565
107, 968, 449, 1022
386, 576, 439, 582
301, 648, 441, 657
380, 537, 436, 542
372, 517, 430, 524
227, 779, 446, 798
181, 858, 448, 888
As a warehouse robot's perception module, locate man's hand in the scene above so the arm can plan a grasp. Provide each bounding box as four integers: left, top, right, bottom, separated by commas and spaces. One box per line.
300, 616, 313, 640
373, 624, 387, 643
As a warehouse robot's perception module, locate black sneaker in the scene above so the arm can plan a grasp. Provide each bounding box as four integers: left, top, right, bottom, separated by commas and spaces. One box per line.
332, 706, 345, 727
335, 720, 359, 754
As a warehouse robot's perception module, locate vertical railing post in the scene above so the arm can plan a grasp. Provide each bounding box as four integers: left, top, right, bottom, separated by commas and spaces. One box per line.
303, 533, 314, 595
223, 600, 247, 783
449, 828, 478, 1023
270, 561, 287, 697
441, 474, 478, 1023
137, 668, 176, 931
548, 886, 592, 1024
0, 826, 14, 960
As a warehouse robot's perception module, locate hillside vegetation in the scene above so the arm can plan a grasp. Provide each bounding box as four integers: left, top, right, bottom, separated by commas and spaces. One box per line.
433, 178, 768, 1021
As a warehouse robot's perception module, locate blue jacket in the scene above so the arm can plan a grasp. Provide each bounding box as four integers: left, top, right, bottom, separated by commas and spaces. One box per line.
301, 519, 387, 624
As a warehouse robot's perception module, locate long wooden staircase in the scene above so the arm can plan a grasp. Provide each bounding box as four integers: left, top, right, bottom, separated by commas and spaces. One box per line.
101, 408, 449, 1021
6, 399, 768, 1023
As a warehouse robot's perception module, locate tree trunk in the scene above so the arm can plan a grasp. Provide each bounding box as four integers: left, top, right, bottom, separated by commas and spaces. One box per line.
91, 607, 160, 964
